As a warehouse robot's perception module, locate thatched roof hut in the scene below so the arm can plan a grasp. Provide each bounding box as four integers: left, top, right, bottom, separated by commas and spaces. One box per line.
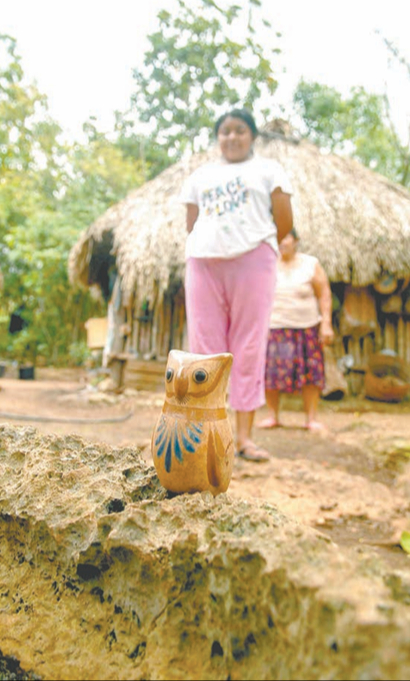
69, 130, 410, 307
69, 128, 410, 391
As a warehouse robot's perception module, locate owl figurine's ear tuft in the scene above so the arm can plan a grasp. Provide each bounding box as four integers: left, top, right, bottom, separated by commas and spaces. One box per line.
168, 349, 187, 363
218, 352, 233, 370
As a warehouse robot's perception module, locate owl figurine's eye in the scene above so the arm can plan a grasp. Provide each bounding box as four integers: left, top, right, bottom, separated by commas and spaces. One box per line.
166, 368, 174, 383
193, 369, 208, 384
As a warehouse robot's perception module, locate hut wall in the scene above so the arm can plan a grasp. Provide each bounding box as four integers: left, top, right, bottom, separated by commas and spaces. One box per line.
124, 285, 186, 360
119, 280, 410, 396
123, 358, 167, 392
334, 281, 410, 395
120, 287, 188, 391
338, 289, 410, 363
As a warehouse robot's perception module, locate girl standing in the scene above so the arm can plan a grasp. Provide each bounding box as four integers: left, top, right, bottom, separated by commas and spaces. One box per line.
181, 109, 293, 461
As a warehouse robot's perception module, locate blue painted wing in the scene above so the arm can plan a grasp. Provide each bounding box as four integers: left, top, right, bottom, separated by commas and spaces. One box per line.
154, 415, 204, 473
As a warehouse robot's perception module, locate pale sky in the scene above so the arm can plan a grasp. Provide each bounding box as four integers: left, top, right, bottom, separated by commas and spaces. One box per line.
2, 0, 410, 142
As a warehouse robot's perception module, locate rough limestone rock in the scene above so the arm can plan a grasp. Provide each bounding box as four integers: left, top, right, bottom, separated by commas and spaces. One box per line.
0, 424, 410, 680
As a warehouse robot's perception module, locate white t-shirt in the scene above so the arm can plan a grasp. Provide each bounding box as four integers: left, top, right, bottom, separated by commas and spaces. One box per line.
269, 253, 321, 329
180, 155, 293, 259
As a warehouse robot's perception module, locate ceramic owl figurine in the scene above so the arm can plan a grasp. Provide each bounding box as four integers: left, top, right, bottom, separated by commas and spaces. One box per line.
151, 349, 234, 496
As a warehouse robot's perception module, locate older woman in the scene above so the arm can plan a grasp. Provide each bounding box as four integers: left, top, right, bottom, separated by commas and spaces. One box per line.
257, 228, 334, 431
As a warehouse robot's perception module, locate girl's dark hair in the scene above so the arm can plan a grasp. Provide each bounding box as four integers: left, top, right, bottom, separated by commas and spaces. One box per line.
214, 108, 258, 138
290, 228, 299, 240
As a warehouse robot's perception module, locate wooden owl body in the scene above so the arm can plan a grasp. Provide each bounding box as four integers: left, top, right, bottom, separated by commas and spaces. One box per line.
151, 350, 234, 495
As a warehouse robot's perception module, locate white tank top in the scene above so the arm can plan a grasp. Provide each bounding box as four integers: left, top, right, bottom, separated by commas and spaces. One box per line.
270, 253, 321, 329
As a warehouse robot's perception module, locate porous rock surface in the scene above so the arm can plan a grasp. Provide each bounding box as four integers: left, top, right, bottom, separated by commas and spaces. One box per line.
0, 424, 410, 680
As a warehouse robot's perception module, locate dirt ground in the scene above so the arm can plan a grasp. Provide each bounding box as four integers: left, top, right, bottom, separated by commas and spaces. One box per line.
1, 367, 410, 573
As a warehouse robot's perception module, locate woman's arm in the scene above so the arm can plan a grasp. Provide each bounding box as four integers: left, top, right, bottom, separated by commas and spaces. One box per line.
271, 188, 293, 244
312, 262, 334, 345
186, 203, 199, 234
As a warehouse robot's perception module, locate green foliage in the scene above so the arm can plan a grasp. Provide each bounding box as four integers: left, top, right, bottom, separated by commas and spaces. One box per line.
113, 111, 173, 180
0, 35, 67, 237
400, 531, 410, 554
68, 340, 92, 367
131, 0, 281, 158
61, 117, 146, 226
0, 36, 148, 367
1, 210, 104, 365
293, 79, 410, 188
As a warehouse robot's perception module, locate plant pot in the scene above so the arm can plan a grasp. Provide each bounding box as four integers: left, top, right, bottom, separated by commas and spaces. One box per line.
19, 366, 35, 380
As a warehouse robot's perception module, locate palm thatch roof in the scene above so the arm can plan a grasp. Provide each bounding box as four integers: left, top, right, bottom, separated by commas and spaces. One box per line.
69, 130, 410, 310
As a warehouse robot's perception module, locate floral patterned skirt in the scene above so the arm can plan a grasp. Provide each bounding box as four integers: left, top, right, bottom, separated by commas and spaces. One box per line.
265, 326, 325, 393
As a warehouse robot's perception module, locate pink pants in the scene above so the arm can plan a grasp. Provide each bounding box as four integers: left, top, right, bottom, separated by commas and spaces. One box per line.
185, 243, 277, 412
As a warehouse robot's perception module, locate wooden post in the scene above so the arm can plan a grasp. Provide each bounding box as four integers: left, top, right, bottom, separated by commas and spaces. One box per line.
397, 317, 405, 360
347, 337, 364, 396
362, 335, 375, 367
374, 318, 383, 354
105, 277, 127, 389
406, 321, 410, 364
384, 318, 397, 353
110, 359, 126, 389
151, 302, 159, 359
123, 303, 133, 355
349, 337, 362, 366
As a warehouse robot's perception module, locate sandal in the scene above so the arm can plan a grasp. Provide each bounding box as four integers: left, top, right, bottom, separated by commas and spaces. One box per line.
305, 421, 326, 431
235, 442, 270, 462
256, 417, 282, 429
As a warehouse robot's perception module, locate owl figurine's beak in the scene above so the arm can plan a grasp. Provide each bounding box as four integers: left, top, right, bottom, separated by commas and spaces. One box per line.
174, 367, 189, 400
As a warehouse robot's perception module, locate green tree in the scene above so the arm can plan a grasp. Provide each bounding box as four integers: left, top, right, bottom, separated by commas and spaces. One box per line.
3, 212, 105, 366
113, 111, 172, 180
0, 36, 148, 366
293, 79, 410, 188
377, 35, 410, 186
61, 117, 146, 227
0, 33, 73, 364
131, 0, 281, 159
0, 34, 67, 238
1, 116, 147, 366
